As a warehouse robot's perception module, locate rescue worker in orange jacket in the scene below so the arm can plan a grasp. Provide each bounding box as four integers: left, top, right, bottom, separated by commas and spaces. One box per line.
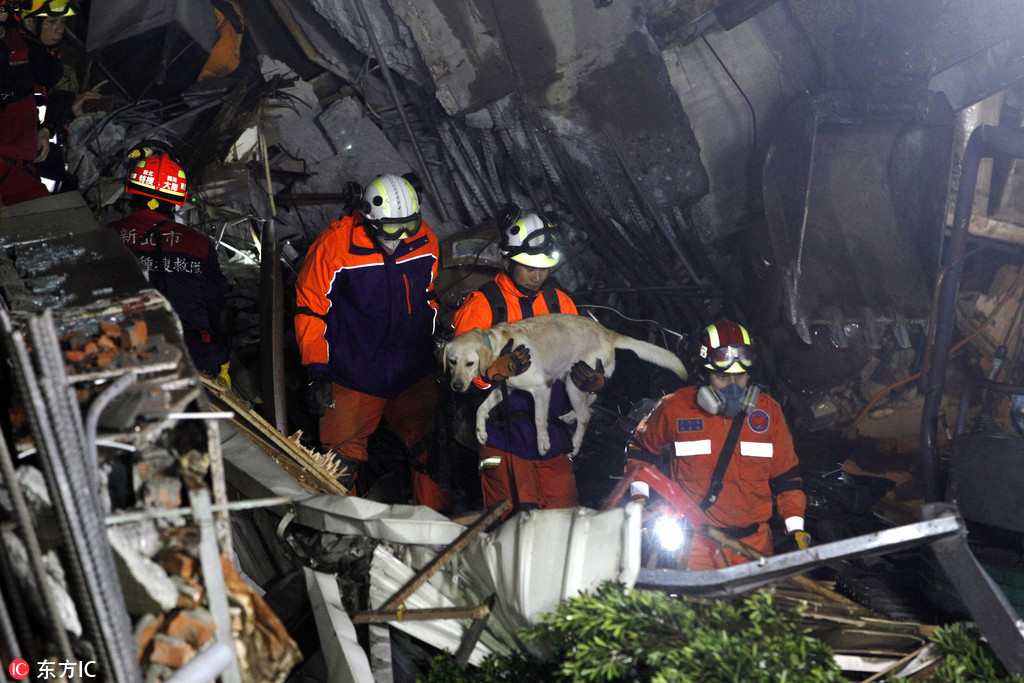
451, 206, 604, 514
632, 319, 809, 570
295, 173, 448, 512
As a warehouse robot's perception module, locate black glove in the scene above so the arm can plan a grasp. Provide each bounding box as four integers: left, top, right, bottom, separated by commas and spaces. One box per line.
484, 339, 531, 382
305, 372, 334, 417
332, 454, 362, 491
571, 358, 605, 392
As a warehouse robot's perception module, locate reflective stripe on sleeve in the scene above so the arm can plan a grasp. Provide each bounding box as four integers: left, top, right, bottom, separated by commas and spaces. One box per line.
479, 456, 502, 470
675, 439, 712, 456
739, 441, 773, 457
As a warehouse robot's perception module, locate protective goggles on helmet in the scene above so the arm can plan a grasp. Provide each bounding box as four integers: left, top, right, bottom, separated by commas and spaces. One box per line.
704, 343, 755, 373
22, 0, 78, 18
366, 213, 422, 239
505, 227, 564, 260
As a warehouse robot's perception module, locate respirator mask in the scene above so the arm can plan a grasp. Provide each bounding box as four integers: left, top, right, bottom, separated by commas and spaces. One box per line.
696, 382, 760, 417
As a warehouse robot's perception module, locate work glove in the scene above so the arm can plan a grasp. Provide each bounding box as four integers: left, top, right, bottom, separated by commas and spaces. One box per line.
793, 530, 812, 550
332, 454, 362, 492
218, 361, 232, 391
484, 339, 531, 382
570, 358, 606, 392
305, 371, 335, 417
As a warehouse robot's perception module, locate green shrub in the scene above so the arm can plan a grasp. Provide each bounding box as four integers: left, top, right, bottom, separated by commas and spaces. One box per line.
915, 622, 1024, 683
426, 583, 844, 682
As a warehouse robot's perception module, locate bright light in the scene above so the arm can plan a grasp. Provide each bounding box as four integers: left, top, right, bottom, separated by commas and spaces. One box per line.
654, 516, 685, 552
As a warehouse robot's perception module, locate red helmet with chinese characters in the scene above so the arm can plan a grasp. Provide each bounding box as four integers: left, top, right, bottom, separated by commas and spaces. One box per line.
698, 318, 755, 374
125, 153, 187, 207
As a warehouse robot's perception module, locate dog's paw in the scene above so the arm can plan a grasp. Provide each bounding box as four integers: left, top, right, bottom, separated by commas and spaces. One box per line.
476, 423, 489, 445
537, 435, 551, 454
558, 410, 576, 424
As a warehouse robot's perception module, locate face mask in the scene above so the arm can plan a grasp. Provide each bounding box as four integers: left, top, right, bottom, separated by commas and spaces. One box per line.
696, 381, 760, 417
719, 383, 746, 417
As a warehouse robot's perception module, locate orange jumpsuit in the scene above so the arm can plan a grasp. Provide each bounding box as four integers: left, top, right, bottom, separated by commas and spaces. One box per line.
452, 272, 579, 512
634, 386, 806, 570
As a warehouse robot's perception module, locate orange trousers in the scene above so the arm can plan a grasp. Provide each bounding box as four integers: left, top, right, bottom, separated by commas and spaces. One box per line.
320, 375, 448, 512
479, 445, 578, 516
686, 522, 772, 571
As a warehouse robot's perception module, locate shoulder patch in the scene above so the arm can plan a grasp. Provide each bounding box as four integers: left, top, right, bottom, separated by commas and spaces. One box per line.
747, 409, 770, 433
676, 418, 704, 432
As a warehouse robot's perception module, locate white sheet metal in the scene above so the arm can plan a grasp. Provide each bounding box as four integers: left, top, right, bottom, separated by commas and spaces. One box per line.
459, 506, 642, 646
305, 568, 374, 683
221, 425, 467, 546
368, 545, 500, 667
367, 505, 643, 661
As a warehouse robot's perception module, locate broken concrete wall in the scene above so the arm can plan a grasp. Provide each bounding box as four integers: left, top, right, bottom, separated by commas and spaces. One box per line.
663, 3, 819, 238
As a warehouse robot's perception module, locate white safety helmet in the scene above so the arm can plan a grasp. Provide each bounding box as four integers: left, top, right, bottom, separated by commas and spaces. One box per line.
500, 212, 564, 268
360, 174, 422, 239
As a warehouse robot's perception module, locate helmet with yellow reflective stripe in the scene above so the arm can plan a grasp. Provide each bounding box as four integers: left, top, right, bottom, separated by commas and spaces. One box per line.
699, 319, 755, 374
360, 174, 423, 239
125, 151, 188, 207
500, 210, 564, 269
17, 0, 77, 19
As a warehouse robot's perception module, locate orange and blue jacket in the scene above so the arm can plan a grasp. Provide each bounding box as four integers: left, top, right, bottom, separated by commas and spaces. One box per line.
452, 272, 577, 459
295, 215, 439, 399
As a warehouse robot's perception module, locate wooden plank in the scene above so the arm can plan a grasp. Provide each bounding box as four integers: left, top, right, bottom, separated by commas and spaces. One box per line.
201, 376, 350, 495
352, 604, 491, 624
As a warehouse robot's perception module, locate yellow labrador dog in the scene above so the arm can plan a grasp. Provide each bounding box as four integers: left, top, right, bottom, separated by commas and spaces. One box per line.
444, 313, 688, 456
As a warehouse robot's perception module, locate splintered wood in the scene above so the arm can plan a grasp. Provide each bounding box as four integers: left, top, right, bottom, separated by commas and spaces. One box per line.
200, 376, 350, 496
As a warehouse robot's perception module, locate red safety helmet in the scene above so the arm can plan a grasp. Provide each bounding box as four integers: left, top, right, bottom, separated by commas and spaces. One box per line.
698, 318, 755, 374
125, 152, 187, 206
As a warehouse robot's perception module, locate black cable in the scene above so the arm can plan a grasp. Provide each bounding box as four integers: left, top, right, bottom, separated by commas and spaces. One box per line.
701, 34, 757, 154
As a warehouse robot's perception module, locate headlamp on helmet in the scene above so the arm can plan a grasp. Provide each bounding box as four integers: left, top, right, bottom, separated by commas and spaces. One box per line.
501, 212, 563, 269
361, 174, 422, 239
699, 319, 755, 374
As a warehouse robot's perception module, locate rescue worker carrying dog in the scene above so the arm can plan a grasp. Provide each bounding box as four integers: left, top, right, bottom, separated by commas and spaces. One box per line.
451, 205, 604, 516
632, 318, 809, 570
295, 173, 448, 512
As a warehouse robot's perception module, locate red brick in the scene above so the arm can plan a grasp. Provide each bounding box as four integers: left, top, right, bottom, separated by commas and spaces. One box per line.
164, 609, 215, 648
148, 634, 195, 669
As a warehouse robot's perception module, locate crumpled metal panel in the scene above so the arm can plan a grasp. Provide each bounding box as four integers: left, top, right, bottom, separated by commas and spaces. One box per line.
305, 568, 375, 683
369, 505, 642, 663
221, 429, 467, 547
225, 425, 642, 664
459, 505, 642, 650
367, 545, 502, 666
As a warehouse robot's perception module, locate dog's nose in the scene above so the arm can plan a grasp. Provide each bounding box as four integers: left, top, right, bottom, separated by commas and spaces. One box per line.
452, 380, 464, 392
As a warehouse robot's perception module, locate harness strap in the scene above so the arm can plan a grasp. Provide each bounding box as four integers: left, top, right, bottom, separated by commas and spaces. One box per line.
699, 414, 744, 511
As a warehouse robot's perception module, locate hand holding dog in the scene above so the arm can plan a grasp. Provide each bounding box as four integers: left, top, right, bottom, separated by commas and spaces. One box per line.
485, 339, 531, 381
570, 358, 605, 392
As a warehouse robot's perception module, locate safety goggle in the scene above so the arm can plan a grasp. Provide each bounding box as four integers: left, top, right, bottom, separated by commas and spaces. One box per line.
25, 0, 77, 17
506, 227, 564, 259
368, 213, 422, 239
704, 344, 755, 372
